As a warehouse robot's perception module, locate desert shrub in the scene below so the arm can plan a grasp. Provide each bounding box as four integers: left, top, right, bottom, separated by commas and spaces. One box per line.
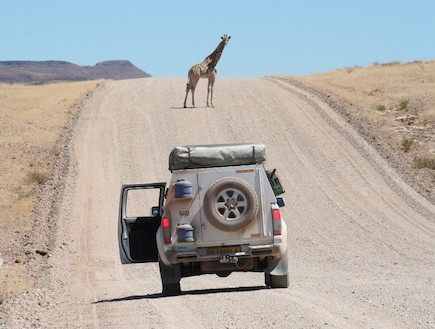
26, 170, 49, 186
401, 137, 414, 152
375, 104, 386, 112
419, 119, 430, 127
398, 98, 425, 115
414, 156, 435, 170
344, 65, 362, 73
382, 61, 401, 66
0, 290, 6, 305
398, 99, 410, 112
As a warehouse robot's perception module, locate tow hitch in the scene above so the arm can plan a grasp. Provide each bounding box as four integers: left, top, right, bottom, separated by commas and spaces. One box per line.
219, 255, 239, 264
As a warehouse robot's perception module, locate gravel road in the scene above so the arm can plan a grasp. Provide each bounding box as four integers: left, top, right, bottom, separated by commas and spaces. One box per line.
2, 77, 435, 328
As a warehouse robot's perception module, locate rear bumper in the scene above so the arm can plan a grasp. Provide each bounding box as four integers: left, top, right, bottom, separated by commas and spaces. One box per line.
163, 239, 285, 265
156, 226, 287, 267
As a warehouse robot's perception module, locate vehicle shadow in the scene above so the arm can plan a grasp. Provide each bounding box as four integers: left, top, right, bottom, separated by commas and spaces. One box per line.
93, 285, 267, 303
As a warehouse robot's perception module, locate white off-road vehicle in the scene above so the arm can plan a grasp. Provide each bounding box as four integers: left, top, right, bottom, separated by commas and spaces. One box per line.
118, 143, 288, 295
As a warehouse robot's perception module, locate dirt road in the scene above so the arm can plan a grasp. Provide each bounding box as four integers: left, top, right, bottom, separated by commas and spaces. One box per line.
3, 77, 435, 328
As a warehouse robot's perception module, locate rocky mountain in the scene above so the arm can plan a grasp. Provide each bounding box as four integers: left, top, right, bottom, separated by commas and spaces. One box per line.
0, 60, 151, 83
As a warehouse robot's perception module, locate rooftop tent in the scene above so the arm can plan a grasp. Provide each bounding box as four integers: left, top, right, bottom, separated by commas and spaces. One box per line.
168, 143, 267, 171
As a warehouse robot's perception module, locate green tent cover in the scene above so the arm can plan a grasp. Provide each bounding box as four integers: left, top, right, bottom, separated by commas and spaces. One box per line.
169, 143, 267, 171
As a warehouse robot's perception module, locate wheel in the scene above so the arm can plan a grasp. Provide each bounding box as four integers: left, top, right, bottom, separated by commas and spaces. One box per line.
269, 274, 289, 288
265, 251, 289, 288
158, 256, 181, 296
162, 282, 181, 296
215, 271, 232, 278
203, 177, 259, 232
264, 272, 271, 286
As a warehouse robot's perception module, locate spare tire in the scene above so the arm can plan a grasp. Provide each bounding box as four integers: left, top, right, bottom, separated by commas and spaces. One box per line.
203, 177, 259, 232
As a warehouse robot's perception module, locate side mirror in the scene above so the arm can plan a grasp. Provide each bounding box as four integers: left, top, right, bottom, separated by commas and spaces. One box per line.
151, 206, 161, 217
276, 197, 286, 208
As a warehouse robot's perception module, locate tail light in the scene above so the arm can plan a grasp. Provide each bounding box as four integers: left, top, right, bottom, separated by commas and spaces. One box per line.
161, 216, 171, 243
272, 208, 282, 235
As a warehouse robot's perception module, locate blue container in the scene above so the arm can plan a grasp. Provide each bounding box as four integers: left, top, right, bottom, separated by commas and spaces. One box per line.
174, 179, 193, 198
177, 224, 194, 242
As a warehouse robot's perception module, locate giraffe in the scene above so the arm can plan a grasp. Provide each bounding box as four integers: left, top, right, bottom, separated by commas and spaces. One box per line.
183, 35, 231, 108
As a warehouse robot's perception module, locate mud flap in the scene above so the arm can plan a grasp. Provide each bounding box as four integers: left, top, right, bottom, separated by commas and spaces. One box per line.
268, 250, 288, 276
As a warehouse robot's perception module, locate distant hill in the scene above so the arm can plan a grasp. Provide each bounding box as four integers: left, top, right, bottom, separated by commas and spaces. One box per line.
0, 60, 151, 83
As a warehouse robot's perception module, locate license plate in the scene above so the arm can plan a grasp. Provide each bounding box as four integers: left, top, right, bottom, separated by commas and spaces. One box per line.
208, 246, 241, 255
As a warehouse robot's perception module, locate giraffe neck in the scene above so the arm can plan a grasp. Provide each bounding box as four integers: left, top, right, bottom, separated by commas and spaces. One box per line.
205, 39, 228, 67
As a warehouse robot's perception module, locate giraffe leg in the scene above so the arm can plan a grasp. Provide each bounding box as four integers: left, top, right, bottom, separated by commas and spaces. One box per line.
208, 74, 216, 108
183, 84, 190, 108
185, 75, 199, 108
210, 84, 214, 108
191, 87, 196, 108
184, 72, 195, 108
206, 82, 210, 107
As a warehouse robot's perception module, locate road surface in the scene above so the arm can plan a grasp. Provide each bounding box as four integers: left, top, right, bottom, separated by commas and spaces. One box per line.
6, 77, 435, 328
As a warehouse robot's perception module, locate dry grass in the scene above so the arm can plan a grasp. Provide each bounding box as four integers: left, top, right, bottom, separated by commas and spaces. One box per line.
0, 81, 100, 231
0, 80, 100, 297
0, 266, 31, 304
415, 155, 435, 170
289, 60, 435, 170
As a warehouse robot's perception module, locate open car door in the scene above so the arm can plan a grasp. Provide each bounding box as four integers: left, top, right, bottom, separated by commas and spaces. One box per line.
118, 182, 166, 264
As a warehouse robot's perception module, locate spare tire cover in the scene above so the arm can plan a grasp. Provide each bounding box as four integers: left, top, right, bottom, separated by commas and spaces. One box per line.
203, 177, 259, 231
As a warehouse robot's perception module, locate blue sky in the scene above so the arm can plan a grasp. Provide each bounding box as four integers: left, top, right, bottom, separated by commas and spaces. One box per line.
2, 1, 434, 77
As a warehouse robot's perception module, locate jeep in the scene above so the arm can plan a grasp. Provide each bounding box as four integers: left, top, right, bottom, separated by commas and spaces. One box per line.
118, 143, 288, 295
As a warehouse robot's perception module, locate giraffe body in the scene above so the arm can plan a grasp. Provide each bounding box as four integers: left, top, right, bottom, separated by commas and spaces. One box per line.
183, 35, 231, 108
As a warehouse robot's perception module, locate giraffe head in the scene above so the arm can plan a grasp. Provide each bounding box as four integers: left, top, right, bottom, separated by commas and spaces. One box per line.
221, 35, 231, 44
